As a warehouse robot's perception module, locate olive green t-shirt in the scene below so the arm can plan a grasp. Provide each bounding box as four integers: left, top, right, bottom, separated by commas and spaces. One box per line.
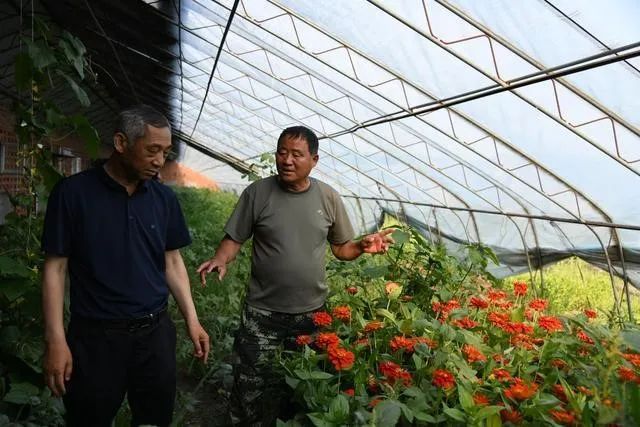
224, 176, 355, 313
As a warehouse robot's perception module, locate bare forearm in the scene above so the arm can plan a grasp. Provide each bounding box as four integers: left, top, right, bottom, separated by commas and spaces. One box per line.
166, 250, 199, 326
214, 236, 242, 264
42, 257, 68, 343
331, 240, 364, 261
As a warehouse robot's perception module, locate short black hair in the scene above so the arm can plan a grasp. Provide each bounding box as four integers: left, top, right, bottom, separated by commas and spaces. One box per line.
277, 126, 318, 155
115, 104, 170, 144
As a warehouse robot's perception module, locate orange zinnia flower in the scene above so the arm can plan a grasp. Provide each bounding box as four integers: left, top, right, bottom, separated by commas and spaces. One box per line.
332, 306, 351, 322
618, 366, 637, 382
538, 315, 564, 333
327, 346, 355, 371
315, 332, 339, 349
295, 335, 313, 346
385, 281, 401, 295
552, 384, 568, 402
473, 393, 489, 406
491, 368, 512, 382
488, 311, 510, 328
623, 353, 640, 367
550, 359, 568, 369
414, 336, 438, 349
346, 286, 358, 295
453, 316, 478, 329
500, 408, 523, 424
389, 336, 415, 353
576, 329, 594, 345
379, 361, 412, 386
504, 379, 538, 401
432, 369, 456, 390
469, 296, 489, 309
528, 298, 548, 311
487, 290, 507, 301
549, 408, 576, 425
312, 311, 333, 327
583, 308, 597, 319
364, 320, 384, 333
463, 344, 486, 363
513, 280, 528, 296
342, 388, 355, 396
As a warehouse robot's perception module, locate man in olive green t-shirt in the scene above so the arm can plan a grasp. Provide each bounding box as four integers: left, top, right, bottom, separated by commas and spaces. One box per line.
197, 126, 393, 426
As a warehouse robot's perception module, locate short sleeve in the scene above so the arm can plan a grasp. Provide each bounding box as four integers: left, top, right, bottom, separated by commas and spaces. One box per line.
165, 191, 192, 250
328, 192, 355, 245
41, 180, 73, 256
224, 187, 255, 243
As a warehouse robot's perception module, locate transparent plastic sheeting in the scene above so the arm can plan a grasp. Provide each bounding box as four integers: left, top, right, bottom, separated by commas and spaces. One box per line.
170, 0, 640, 287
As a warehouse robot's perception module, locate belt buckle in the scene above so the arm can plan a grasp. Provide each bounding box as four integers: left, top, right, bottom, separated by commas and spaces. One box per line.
129, 312, 155, 331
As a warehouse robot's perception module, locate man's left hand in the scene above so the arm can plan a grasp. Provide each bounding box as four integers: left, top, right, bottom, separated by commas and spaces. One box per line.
187, 322, 210, 364
360, 229, 395, 254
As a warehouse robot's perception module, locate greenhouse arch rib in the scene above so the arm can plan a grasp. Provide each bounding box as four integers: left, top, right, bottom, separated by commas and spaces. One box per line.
200, 0, 633, 290
171, 0, 640, 300
367, 0, 640, 177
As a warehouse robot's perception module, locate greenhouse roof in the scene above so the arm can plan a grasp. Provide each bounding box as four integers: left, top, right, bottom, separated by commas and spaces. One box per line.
3, 0, 640, 295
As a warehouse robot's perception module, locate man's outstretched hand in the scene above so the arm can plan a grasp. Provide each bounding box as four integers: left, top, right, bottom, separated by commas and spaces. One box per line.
360, 229, 395, 254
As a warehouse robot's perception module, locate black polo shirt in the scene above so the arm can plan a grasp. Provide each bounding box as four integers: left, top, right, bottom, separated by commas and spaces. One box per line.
41, 164, 192, 319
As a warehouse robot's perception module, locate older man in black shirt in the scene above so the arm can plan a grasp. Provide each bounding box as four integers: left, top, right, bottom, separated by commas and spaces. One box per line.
41, 105, 209, 427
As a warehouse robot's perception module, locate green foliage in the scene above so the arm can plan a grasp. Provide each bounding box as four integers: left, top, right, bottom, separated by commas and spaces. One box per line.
277, 228, 640, 426
507, 258, 640, 323
170, 188, 249, 421
242, 152, 276, 182
0, 17, 98, 426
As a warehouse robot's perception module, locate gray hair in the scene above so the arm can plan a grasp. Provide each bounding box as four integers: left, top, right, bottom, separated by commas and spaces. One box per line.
115, 105, 171, 145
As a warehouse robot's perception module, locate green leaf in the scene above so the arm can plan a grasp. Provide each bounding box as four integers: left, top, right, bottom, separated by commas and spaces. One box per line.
307, 413, 333, 427
0, 278, 34, 302
3, 382, 39, 405
14, 52, 33, 91
373, 400, 402, 427
362, 264, 389, 279
475, 406, 504, 420
622, 329, 640, 352
36, 155, 63, 192
26, 39, 57, 70
626, 382, 640, 425
57, 70, 90, 107
443, 406, 466, 422
70, 115, 100, 158
293, 369, 310, 380
376, 308, 397, 324
308, 371, 334, 380
413, 412, 437, 423
328, 394, 349, 420
457, 385, 474, 411
485, 413, 502, 427
0, 256, 32, 278
391, 229, 410, 245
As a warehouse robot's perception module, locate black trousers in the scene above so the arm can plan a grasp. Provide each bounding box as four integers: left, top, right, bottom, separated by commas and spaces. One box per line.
63, 311, 177, 427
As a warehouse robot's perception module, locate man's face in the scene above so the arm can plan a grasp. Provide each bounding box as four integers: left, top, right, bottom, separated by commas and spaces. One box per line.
121, 125, 172, 181
275, 136, 318, 186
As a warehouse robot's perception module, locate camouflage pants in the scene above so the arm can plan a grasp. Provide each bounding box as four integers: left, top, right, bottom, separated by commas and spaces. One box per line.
229, 304, 320, 427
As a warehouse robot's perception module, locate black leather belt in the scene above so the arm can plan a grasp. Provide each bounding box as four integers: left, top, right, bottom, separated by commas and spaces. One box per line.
75, 305, 168, 331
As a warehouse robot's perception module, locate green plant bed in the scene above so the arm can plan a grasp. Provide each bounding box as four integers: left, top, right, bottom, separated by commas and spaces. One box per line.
506, 257, 640, 323
276, 229, 640, 426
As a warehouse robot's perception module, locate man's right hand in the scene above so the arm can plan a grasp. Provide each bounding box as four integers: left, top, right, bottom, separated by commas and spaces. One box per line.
196, 258, 227, 286
44, 339, 73, 397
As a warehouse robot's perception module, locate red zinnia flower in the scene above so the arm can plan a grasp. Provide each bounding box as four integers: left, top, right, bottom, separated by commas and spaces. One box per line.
414, 336, 438, 349
463, 344, 486, 363
552, 384, 568, 402
315, 332, 339, 349
549, 408, 576, 425
432, 369, 456, 390
513, 280, 528, 296
500, 408, 523, 424
312, 311, 333, 327
453, 316, 478, 329
379, 361, 412, 386
332, 306, 351, 322
369, 398, 383, 408
295, 335, 313, 346
488, 311, 510, 328
364, 320, 384, 333
327, 346, 355, 371
470, 296, 489, 309
576, 386, 593, 396
487, 290, 507, 301
576, 329, 594, 345
473, 393, 489, 406
538, 315, 564, 333
618, 366, 637, 382
346, 286, 358, 295
623, 353, 640, 367
529, 298, 548, 311
510, 333, 535, 350
491, 368, 512, 382
504, 379, 538, 401
342, 388, 355, 396
551, 359, 568, 369
355, 338, 370, 347
389, 336, 415, 353
583, 308, 597, 319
